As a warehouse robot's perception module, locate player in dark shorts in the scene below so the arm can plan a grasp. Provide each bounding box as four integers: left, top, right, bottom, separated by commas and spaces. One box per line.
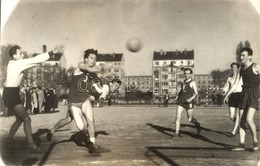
46, 77, 121, 140
232, 47, 260, 151
2, 45, 64, 152
222, 63, 243, 137
173, 68, 201, 137
46, 49, 122, 153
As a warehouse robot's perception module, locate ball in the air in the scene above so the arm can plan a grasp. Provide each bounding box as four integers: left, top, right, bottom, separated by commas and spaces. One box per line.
126, 37, 143, 53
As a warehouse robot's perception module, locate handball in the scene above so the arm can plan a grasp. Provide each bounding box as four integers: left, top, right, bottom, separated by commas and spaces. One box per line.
126, 37, 143, 53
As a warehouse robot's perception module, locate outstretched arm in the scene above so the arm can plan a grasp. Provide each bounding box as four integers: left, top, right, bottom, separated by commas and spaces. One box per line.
15, 45, 65, 71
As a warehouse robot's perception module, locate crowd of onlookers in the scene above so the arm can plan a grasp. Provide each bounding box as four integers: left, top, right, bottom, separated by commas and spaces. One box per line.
19, 86, 59, 115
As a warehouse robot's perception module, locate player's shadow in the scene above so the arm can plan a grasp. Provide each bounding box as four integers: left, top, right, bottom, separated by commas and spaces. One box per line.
38, 130, 109, 166
179, 124, 231, 137
32, 129, 50, 146
146, 123, 234, 149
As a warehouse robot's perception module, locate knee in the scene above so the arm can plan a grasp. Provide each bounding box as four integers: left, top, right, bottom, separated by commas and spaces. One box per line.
229, 115, 235, 120
23, 116, 31, 123
77, 123, 85, 131
246, 118, 254, 125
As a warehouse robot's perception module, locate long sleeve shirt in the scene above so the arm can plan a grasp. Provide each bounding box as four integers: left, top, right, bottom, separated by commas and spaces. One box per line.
222, 76, 243, 95
5, 52, 50, 87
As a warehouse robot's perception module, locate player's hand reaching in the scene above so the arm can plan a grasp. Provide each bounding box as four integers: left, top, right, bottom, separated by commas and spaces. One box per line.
223, 96, 229, 105
53, 45, 65, 54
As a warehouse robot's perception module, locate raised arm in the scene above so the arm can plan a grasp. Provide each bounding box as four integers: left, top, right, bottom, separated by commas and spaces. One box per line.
14, 45, 65, 71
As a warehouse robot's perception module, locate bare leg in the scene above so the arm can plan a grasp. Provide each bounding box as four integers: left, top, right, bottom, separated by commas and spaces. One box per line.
82, 99, 95, 144
7, 109, 23, 141
47, 109, 73, 141
231, 108, 240, 135
175, 105, 184, 135
238, 109, 246, 144
187, 108, 201, 134
9, 104, 37, 149
246, 108, 258, 144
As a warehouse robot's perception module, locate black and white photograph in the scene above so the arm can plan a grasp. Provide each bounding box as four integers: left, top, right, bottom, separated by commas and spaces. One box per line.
1, 0, 260, 165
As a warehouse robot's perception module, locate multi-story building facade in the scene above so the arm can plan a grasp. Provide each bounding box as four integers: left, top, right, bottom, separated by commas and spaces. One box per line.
194, 74, 214, 91
96, 53, 125, 97
152, 49, 194, 97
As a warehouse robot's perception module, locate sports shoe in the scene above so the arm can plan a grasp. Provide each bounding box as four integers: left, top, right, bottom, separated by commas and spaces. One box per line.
232, 144, 245, 151
253, 142, 259, 151
46, 130, 53, 142
88, 142, 99, 154
195, 122, 201, 134
173, 133, 182, 137
227, 132, 235, 137
99, 98, 105, 107
28, 144, 41, 153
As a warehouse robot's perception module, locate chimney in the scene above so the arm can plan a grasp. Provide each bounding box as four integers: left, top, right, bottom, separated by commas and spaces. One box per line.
43, 45, 47, 53
160, 49, 163, 55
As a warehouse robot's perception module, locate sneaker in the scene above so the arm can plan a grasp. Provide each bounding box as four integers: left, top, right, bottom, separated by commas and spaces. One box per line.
253, 142, 259, 151
28, 144, 41, 153
195, 122, 201, 134
232, 144, 245, 151
46, 130, 53, 142
173, 133, 182, 137
99, 98, 105, 107
227, 132, 235, 137
88, 142, 99, 154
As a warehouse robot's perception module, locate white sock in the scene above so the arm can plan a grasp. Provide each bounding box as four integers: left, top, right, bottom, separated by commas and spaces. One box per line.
90, 137, 95, 145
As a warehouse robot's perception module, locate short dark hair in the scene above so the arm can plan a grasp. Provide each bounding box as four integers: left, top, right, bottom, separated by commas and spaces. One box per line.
84, 49, 98, 60
9, 45, 21, 58
111, 79, 122, 85
240, 47, 253, 56
230, 62, 240, 68
183, 68, 193, 74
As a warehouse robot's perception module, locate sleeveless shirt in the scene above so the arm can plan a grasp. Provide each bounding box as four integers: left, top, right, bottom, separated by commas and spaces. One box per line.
240, 63, 259, 88
178, 79, 194, 103
68, 73, 90, 103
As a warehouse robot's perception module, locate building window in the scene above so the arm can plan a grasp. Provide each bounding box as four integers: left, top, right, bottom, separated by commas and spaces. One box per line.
162, 82, 168, 86
162, 67, 168, 72
155, 81, 159, 88
163, 61, 167, 66
154, 70, 159, 79
162, 75, 168, 80
114, 69, 119, 72
155, 62, 159, 65
154, 89, 159, 93
171, 61, 176, 65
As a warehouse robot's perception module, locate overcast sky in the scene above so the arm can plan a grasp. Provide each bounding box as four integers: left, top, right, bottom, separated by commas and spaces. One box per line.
2, 0, 260, 75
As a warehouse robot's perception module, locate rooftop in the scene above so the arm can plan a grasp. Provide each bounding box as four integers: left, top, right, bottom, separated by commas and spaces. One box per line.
153, 50, 194, 60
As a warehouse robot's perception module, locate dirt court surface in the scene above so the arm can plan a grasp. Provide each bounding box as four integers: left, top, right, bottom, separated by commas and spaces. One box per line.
0, 104, 259, 166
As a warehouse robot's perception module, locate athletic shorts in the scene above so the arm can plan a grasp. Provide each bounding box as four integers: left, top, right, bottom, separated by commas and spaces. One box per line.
2, 87, 22, 108
178, 100, 194, 109
228, 92, 242, 108
68, 102, 84, 109
239, 87, 259, 110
